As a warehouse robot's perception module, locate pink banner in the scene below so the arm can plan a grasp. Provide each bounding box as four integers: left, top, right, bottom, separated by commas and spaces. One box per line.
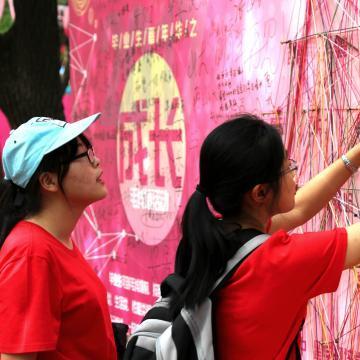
0, 110, 10, 156
68, 0, 304, 332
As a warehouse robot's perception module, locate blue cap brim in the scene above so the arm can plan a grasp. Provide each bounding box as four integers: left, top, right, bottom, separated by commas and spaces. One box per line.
45, 112, 101, 155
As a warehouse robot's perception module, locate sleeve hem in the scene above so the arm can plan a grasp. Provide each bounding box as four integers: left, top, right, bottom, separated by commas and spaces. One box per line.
309, 227, 348, 297
0, 341, 56, 353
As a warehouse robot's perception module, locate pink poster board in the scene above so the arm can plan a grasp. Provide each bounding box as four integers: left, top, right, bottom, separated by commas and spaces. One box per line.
68, 0, 302, 332
69, 0, 360, 357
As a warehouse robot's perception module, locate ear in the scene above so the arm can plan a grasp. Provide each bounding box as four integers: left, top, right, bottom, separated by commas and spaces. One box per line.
38, 172, 59, 192
250, 184, 271, 204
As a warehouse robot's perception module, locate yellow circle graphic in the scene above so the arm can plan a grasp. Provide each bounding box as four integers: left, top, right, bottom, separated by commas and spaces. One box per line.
117, 53, 186, 246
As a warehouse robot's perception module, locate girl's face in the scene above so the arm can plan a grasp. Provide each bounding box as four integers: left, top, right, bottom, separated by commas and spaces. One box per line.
272, 158, 298, 215
61, 138, 107, 208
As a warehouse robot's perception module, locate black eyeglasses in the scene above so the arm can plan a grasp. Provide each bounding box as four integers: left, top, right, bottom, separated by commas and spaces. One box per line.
281, 159, 298, 176
71, 147, 96, 166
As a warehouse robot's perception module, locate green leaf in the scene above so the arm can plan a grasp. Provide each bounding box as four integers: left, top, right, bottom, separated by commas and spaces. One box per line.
0, 2, 14, 34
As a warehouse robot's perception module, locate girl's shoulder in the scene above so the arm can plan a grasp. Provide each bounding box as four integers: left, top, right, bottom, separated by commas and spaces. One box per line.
1, 220, 57, 263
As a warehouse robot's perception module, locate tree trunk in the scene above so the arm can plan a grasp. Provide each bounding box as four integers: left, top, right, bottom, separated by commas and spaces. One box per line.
0, 0, 64, 129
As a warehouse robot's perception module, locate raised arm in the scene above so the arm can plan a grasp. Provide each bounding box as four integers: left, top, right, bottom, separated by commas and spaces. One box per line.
270, 144, 360, 233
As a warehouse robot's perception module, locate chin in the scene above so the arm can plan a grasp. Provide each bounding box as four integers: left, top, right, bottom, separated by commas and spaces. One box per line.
87, 189, 108, 206
97, 183, 108, 197
283, 203, 295, 213
97, 189, 108, 201
275, 203, 295, 215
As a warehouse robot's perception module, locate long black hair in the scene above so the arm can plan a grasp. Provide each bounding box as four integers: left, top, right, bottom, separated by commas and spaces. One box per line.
172, 114, 285, 311
0, 133, 91, 248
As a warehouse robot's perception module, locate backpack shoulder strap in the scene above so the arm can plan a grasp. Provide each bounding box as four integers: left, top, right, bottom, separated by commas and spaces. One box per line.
212, 233, 270, 292
161, 233, 270, 297
160, 273, 185, 297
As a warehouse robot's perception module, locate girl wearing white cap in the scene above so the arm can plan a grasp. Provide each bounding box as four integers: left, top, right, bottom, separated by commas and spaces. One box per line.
0, 114, 117, 359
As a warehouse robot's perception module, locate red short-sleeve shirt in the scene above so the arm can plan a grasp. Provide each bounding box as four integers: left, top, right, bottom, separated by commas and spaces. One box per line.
215, 228, 347, 359
0, 221, 117, 359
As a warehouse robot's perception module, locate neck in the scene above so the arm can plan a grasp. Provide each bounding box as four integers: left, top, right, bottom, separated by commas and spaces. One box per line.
231, 208, 271, 233
26, 199, 84, 248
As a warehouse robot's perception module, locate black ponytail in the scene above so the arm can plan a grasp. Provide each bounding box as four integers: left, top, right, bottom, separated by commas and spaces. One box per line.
0, 179, 32, 247
172, 191, 230, 310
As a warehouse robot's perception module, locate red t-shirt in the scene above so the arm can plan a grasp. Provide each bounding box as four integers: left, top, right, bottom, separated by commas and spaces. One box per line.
215, 228, 347, 359
0, 221, 117, 359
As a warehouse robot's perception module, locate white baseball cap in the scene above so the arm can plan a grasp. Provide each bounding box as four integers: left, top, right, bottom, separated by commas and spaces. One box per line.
2, 113, 101, 188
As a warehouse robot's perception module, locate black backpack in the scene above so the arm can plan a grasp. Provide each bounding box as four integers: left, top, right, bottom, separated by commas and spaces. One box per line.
124, 232, 269, 360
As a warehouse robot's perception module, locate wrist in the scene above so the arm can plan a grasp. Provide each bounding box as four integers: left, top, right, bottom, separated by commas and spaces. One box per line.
346, 144, 360, 167
342, 154, 358, 174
